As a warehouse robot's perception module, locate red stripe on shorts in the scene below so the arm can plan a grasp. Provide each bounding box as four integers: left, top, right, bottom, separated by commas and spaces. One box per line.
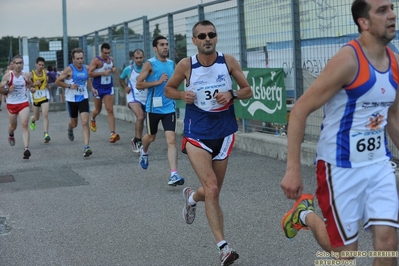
316, 160, 345, 247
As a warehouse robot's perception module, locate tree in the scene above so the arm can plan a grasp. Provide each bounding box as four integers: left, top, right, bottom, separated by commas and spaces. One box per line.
39, 38, 49, 51
0, 36, 20, 69
68, 38, 79, 50
36, 37, 79, 52
174, 33, 187, 59
114, 26, 135, 36
153, 24, 161, 38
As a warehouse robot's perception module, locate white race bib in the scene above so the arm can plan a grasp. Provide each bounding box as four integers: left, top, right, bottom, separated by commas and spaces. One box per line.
9, 86, 25, 99
153, 97, 163, 107
101, 75, 111, 85
33, 90, 46, 99
195, 85, 223, 109
349, 129, 385, 163
77, 85, 86, 94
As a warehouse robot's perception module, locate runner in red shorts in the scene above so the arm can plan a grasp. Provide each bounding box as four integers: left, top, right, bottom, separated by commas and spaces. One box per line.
0, 55, 34, 159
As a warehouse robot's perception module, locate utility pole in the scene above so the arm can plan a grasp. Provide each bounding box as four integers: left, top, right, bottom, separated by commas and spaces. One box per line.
62, 0, 69, 69
8, 37, 12, 63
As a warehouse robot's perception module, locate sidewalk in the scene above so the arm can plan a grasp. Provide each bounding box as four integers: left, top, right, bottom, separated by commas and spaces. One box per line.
0, 107, 393, 266
107, 104, 318, 167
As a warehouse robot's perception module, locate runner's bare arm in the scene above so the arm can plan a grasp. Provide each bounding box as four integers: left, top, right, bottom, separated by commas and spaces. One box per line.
387, 53, 399, 149
55, 66, 72, 88
224, 54, 252, 100
86, 65, 98, 97
25, 72, 35, 93
119, 67, 130, 92
0, 72, 10, 94
88, 57, 110, 78
136, 62, 162, 90
281, 46, 358, 200
165, 58, 190, 101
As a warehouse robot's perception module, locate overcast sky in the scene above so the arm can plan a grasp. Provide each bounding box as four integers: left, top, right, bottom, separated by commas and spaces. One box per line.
0, 0, 214, 38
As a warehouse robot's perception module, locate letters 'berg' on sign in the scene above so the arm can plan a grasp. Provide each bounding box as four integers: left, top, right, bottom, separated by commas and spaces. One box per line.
233, 68, 287, 124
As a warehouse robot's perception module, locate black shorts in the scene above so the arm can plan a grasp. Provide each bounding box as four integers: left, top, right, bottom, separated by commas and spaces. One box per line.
181, 134, 235, 160
33, 99, 49, 107
67, 99, 90, 118
146, 112, 176, 135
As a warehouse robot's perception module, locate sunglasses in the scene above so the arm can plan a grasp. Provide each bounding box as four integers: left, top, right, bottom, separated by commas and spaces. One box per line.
195, 32, 217, 40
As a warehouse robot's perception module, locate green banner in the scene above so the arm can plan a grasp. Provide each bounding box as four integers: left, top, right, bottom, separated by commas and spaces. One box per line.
233, 68, 287, 124
176, 83, 186, 109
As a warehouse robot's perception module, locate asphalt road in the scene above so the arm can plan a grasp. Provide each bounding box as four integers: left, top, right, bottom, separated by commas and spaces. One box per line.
0, 110, 397, 266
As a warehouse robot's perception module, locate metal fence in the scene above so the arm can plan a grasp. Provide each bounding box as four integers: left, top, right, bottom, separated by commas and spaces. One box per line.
28, 0, 399, 159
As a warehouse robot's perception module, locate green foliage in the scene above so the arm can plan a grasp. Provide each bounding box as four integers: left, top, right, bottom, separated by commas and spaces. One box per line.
112, 26, 135, 36
153, 24, 161, 38
175, 33, 187, 59
85, 25, 135, 45
0, 36, 20, 69
69, 38, 80, 50
35, 37, 80, 52
0, 29, 187, 70
39, 38, 49, 51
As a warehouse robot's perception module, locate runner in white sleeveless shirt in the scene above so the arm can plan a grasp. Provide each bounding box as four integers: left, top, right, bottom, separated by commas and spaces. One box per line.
119, 49, 147, 153
55, 48, 98, 158
0, 55, 34, 159
165, 20, 252, 265
280, 0, 399, 264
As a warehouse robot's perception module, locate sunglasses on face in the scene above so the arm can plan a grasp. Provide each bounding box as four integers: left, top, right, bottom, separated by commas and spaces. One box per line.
195, 32, 217, 40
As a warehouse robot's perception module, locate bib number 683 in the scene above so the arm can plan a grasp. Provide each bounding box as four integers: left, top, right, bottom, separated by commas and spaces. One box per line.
356, 136, 381, 152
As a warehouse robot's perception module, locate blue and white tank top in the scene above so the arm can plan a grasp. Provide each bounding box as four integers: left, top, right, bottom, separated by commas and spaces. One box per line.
145, 56, 175, 114
64, 64, 89, 102
92, 56, 113, 90
184, 52, 237, 139
316, 40, 399, 168
126, 64, 147, 105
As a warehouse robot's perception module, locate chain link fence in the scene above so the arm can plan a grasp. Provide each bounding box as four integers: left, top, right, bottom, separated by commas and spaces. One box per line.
27, 0, 399, 159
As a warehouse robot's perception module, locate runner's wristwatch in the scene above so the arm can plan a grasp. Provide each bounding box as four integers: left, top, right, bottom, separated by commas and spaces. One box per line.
229, 90, 237, 99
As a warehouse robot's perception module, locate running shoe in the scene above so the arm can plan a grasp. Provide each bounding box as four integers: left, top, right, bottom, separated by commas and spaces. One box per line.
219, 246, 239, 266
90, 119, 97, 132
130, 138, 140, 153
136, 140, 142, 150
29, 116, 36, 131
168, 173, 185, 186
110, 132, 120, 143
182, 187, 196, 224
390, 161, 397, 173
67, 128, 74, 142
23, 149, 31, 159
281, 193, 314, 239
83, 146, 92, 157
8, 135, 15, 146
44, 132, 51, 143
139, 146, 148, 169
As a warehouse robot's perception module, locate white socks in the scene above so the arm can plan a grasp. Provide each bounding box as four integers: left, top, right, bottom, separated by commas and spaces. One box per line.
299, 210, 313, 226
